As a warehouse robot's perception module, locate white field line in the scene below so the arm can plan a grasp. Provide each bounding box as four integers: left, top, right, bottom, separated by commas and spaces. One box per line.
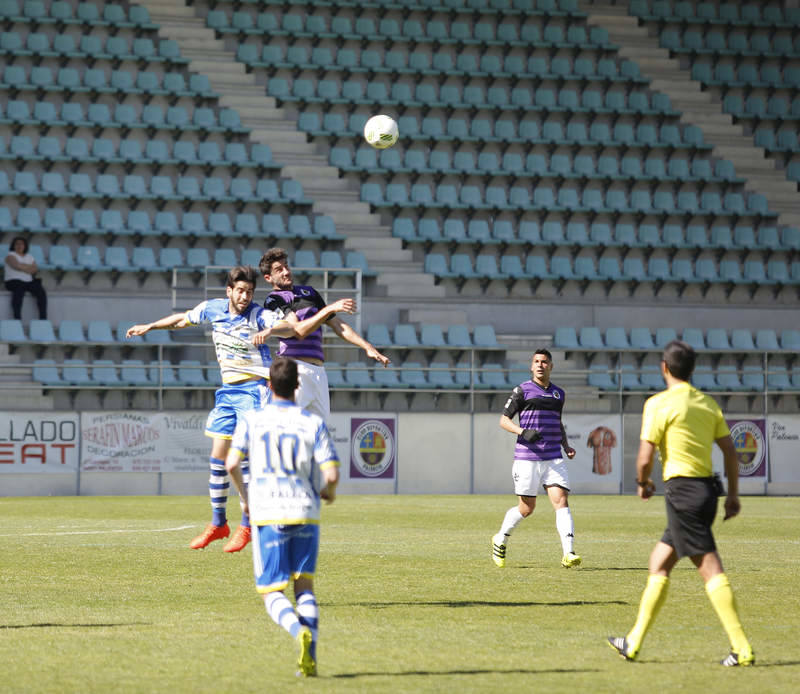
2, 525, 196, 538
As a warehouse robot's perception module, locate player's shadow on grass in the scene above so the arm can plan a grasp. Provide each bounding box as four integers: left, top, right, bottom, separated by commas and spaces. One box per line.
332, 666, 600, 679
1, 622, 150, 629
547, 566, 647, 572
337, 599, 627, 609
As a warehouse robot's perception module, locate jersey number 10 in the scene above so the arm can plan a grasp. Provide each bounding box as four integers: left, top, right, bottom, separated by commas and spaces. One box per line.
259, 431, 300, 475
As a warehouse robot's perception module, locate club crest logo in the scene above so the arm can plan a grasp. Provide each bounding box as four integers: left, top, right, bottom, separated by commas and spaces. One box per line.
350, 419, 395, 478
730, 420, 766, 477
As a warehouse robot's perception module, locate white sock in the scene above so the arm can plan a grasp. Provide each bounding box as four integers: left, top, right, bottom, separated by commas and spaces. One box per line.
264, 591, 301, 638
296, 591, 319, 659
555, 507, 575, 555
498, 506, 525, 539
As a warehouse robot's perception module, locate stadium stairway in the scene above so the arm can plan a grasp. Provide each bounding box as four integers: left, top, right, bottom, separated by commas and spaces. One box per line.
0, 343, 53, 409
580, 0, 800, 230
131, 0, 444, 300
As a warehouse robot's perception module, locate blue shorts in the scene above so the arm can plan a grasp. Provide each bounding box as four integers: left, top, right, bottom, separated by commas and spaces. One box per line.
205, 379, 269, 439
252, 524, 319, 593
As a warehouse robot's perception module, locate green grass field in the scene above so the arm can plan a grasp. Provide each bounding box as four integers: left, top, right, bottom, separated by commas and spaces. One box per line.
1, 494, 798, 693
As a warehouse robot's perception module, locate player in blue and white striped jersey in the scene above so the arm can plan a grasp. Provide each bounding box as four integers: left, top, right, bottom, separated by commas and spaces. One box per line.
126, 266, 353, 554
491, 348, 581, 569
226, 357, 340, 677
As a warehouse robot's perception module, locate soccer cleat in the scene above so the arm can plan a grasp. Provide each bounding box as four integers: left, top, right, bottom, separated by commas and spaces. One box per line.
720, 650, 755, 667
223, 524, 251, 553
561, 551, 582, 568
607, 636, 638, 661
189, 523, 230, 549
491, 534, 507, 568
296, 627, 317, 677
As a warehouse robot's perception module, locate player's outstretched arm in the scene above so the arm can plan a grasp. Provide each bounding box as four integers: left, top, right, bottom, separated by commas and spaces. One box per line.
327, 316, 391, 366
125, 313, 189, 338
293, 298, 356, 339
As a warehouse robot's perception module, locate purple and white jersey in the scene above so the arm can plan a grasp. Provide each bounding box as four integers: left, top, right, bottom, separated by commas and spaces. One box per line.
502, 380, 566, 462
264, 285, 328, 362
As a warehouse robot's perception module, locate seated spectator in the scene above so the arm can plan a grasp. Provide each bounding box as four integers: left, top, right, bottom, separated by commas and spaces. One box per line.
4, 237, 47, 320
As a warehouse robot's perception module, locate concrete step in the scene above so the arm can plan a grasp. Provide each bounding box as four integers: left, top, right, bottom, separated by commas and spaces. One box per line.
403, 307, 469, 324
281, 164, 343, 181
0, 388, 54, 409
359, 248, 414, 263
344, 235, 403, 250
384, 283, 446, 298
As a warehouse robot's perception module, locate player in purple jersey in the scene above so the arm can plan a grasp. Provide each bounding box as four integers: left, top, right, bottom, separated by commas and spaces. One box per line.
491, 349, 581, 569
258, 248, 390, 421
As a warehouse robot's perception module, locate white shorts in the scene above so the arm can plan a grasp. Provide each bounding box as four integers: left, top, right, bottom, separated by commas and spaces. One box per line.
295, 360, 331, 422
512, 458, 571, 497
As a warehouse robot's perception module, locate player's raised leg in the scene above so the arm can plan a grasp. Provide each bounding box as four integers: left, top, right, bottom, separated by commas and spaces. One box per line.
190, 435, 233, 549
223, 460, 251, 552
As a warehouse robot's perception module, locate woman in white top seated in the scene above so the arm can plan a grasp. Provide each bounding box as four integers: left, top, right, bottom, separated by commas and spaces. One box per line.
4, 237, 47, 320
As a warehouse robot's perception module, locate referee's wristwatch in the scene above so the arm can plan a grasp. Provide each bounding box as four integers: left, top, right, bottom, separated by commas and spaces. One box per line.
635, 479, 649, 487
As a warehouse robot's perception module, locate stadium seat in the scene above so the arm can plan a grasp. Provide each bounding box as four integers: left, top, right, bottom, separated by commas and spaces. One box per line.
605, 327, 630, 349
0, 319, 26, 343
731, 329, 755, 350
393, 324, 420, 347
717, 365, 745, 392
427, 362, 457, 389
447, 325, 473, 348
579, 327, 604, 349
60, 359, 91, 386
755, 330, 780, 351
473, 325, 499, 348
692, 365, 717, 391
588, 364, 617, 391
398, 362, 427, 389
177, 360, 208, 386
86, 320, 115, 343
767, 365, 792, 391
344, 361, 373, 388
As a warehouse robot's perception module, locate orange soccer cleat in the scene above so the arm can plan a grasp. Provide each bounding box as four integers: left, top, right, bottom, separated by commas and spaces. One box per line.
189, 523, 230, 550
223, 525, 252, 553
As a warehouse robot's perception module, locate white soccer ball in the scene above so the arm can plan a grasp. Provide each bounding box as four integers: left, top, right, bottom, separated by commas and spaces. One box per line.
364, 114, 399, 149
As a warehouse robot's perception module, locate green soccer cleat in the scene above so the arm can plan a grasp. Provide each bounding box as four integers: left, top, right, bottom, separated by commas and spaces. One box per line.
561, 551, 582, 568
607, 636, 638, 661
296, 627, 317, 677
721, 650, 755, 667
491, 534, 507, 568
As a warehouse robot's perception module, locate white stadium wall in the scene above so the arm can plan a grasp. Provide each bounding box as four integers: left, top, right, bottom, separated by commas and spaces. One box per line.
1, 410, 798, 496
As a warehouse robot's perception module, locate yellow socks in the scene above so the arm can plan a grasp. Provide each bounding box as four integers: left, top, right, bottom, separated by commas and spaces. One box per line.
705, 573, 752, 657
626, 574, 669, 654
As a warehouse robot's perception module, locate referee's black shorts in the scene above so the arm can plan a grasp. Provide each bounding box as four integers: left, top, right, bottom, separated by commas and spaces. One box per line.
661, 476, 719, 559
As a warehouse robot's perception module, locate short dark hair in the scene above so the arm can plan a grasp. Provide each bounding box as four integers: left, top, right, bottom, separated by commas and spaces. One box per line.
662, 340, 695, 381
270, 357, 298, 399
533, 348, 552, 362
9, 236, 28, 254
259, 247, 288, 276
226, 265, 258, 289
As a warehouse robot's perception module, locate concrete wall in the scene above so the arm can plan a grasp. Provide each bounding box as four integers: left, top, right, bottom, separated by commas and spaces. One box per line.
2, 410, 793, 497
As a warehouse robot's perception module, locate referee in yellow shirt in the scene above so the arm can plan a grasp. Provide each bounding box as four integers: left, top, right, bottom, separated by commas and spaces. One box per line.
608, 340, 754, 667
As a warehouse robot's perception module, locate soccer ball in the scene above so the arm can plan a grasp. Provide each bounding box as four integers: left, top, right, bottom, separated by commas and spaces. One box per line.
364, 114, 399, 149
